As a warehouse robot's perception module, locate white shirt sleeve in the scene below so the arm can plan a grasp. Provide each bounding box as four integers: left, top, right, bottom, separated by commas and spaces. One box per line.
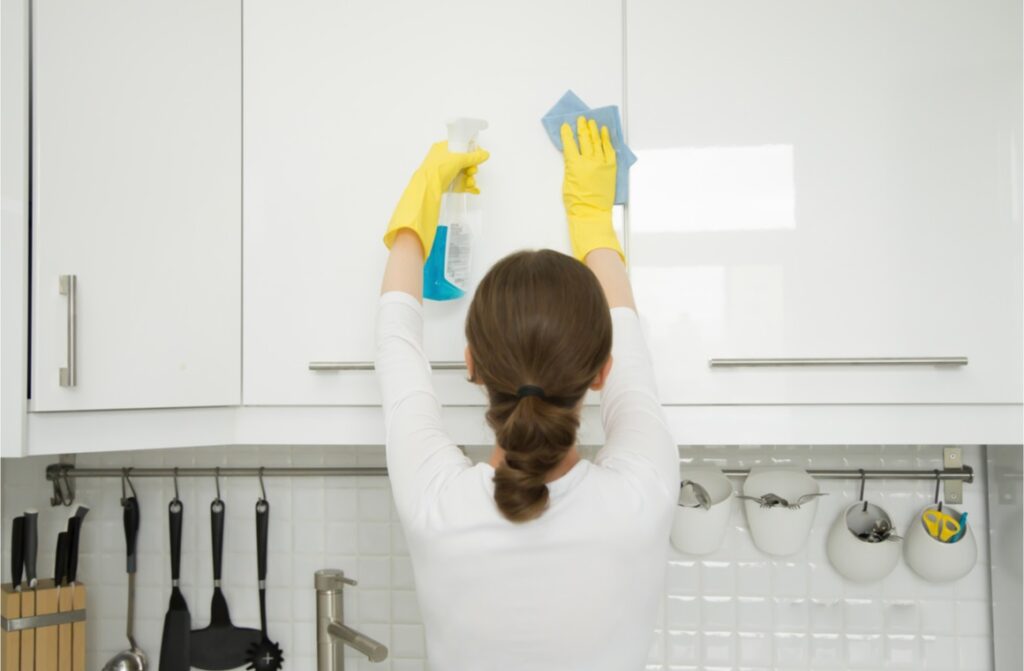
595, 307, 680, 502
374, 291, 471, 525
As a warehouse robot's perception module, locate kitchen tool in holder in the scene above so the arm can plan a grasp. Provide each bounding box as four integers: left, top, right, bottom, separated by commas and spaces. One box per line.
246, 470, 284, 671
65, 505, 89, 586
159, 472, 191, 671
191, 469, 262, 670
103, 470, 147, 671
670, 467, 734, 555
10, 516, 24, 590
54, 532, 69, 587
904, 471, 977, 583
742, 468, 823, 556
826, 470, 902, 582
22, 510, 38, 589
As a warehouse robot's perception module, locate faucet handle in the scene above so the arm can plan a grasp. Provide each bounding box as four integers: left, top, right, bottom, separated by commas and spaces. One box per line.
315, 568, 357, 591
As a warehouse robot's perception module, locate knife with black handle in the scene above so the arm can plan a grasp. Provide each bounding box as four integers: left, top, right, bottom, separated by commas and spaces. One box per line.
23, 510, 38, 588
65, 517, 81, 584
54, 531, 69, 587
64, 505, 89, 585
10, 516, 24, 589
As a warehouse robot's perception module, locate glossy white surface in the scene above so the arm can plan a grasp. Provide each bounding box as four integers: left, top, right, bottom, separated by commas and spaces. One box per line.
24, 404, 1022, 456
627, 0, 1023, 404
243, 0, 622, 405
2, 0, 28, 455
30, 0, 241, 411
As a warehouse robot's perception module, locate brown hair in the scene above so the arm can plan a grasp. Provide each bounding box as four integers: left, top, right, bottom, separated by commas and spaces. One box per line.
465, 250, 612, 523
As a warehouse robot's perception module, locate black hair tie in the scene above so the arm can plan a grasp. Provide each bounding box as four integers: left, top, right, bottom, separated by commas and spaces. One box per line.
516, 385, 546, 400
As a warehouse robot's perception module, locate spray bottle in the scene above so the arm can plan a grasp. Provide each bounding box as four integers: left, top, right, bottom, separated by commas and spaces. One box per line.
423, 118, 488, 301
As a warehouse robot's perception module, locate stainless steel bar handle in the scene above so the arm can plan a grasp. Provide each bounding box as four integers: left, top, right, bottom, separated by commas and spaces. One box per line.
59, 275, 77, 387
308, 360, 466, 371
709, 356, 968, 367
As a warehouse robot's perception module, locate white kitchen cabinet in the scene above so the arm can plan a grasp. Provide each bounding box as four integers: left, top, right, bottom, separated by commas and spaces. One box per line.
243, 0, 622, 405
626, 0, 1023, 404
31, 0, 241, 411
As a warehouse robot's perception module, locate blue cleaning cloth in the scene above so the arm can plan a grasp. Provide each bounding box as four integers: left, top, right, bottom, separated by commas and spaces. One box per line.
541, 90, 637, 204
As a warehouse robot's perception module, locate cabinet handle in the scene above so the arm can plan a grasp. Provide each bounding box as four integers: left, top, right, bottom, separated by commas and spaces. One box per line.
59, 274, 77, 387
708, 356, 968, 367
308, 361, 467, 371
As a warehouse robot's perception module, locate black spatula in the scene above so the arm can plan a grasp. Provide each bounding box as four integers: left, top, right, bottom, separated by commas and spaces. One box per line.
190, 499, 261, 670
159, 499, 190, 670
246, 499, 283, 671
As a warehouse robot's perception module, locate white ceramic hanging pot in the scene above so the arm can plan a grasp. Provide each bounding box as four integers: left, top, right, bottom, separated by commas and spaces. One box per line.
904, 504, 977, 583
742, 469, 822, 557
670, 467, 734, 555
826, 501, 902, 583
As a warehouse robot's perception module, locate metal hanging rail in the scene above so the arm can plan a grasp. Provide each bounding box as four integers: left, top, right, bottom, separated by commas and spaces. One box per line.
45, 461, 973, 507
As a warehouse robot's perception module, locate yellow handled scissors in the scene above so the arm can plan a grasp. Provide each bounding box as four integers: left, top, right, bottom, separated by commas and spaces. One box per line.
922, 509, 961, 542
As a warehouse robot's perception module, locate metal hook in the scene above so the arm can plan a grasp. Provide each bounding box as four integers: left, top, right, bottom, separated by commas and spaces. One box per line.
61, 469, 75, 506
933, 469, 943, 511
48, 464, 76, 507
121, 468, 137, 505
859, 469, 868, 512
172, 467, 180, 502
258, 466, 267, 502
214, 466, 222, 502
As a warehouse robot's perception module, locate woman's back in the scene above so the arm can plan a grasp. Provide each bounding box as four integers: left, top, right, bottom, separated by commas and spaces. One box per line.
407, 459, 674, 671
377, 291, 678, 670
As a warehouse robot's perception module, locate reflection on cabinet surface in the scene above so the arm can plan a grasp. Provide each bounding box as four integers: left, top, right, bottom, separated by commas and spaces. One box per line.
243, 0, 622, 405
30, 0, 241, 411
627, 0, 1023, 404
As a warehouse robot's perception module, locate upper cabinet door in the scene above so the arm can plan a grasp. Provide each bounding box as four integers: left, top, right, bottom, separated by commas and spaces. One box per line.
31, 0, 241, 411
627, 0, 1023, 404
244, 0, 622, 405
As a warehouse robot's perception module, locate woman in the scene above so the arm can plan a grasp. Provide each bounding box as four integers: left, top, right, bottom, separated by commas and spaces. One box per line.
376, 116, 678, 670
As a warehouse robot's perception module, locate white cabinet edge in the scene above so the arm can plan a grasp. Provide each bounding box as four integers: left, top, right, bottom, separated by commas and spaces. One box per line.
2, 0, 29, 458
24, 404, 1024, 455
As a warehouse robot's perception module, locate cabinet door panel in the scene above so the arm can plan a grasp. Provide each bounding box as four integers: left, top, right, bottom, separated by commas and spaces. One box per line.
244, 0, 622, 405
31, 0, 241, 411
627, 0, 1023, 404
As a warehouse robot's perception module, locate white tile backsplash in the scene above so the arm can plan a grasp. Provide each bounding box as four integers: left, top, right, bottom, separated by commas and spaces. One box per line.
0, 445, 993, 670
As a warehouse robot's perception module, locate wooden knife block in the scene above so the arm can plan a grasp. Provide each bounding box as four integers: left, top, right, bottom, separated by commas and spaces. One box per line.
1, 582, 86, 671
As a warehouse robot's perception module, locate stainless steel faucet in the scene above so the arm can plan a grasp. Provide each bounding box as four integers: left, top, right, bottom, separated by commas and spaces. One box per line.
315, 569, 389, 671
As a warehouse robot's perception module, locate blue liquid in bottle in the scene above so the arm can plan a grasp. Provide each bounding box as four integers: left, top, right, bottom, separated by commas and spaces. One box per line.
423, 117, 487, 302
423, 225, 465, 301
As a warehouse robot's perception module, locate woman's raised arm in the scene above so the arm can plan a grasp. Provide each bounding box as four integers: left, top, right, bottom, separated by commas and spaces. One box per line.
380, 141, 489, 299
559, 116, 635, 310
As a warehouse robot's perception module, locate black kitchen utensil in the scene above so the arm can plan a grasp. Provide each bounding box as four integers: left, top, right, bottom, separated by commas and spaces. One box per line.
10, 516, 24, 589
66, 505, 88, 585
190, 498, 261, 670
54, 531, 69, 587
245, 499, 283, 671
102, 489, 146, 671
65, 518, 81, 584
23, 510, 38, 588
158, 499, 190, 671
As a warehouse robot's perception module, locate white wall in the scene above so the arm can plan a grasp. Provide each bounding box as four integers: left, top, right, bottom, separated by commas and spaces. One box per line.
1, 445, 995, 670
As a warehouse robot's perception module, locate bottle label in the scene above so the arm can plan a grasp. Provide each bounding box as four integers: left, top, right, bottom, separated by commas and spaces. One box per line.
444, 220, 471, 291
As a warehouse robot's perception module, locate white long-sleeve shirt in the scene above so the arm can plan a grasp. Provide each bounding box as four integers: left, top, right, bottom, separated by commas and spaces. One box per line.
375, 290, 678, 671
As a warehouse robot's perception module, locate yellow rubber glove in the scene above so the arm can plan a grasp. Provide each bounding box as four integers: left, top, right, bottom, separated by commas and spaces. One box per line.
560, 116, 623, 262
383, 142, 490, 255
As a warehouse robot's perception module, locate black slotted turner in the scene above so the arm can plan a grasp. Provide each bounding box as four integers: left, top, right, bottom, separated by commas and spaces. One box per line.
246, 498, 283, 671
190, 498, 261, 669
159, 499, 190, 670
